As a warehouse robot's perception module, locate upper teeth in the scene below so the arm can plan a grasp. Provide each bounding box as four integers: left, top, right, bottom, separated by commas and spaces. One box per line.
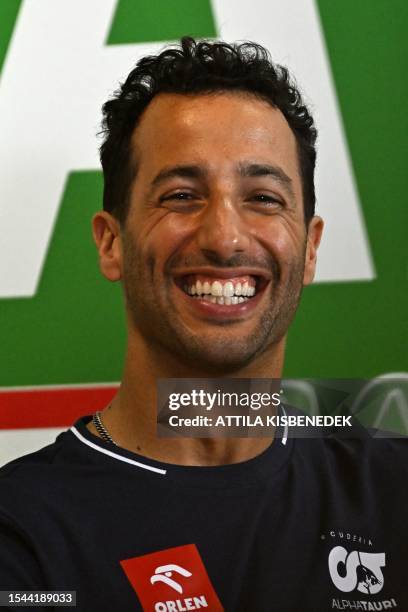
185, 280, 256, 297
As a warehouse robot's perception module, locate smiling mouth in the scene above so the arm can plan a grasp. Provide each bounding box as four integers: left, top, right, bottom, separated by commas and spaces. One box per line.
174, 273, 269, 306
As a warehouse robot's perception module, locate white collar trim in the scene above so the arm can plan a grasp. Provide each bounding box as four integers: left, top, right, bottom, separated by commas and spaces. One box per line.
281, 405, 288, 445
70, 426, 167, 475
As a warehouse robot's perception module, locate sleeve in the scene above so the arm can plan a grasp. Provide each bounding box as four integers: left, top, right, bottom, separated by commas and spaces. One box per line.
0, 515, 49, 612
0, 519, 46, 590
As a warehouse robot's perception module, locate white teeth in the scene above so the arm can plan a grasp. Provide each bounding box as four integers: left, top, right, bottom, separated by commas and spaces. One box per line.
211, 281, 223, 297
184, 278, 257, 299
191, 294, 249, 304
223, 281, 234, 297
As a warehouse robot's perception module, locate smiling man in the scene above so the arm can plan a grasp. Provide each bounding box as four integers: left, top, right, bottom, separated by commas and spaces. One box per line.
88, 38, 322, 468
0, 38, 407, 612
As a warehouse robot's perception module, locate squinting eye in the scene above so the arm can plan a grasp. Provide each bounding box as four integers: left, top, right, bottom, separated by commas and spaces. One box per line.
159, 192, 202, 212
161, 192, 194, 201
251, 194, 282, 205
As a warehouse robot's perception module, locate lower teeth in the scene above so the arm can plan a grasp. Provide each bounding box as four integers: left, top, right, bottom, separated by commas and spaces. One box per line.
192, 295, 249, 304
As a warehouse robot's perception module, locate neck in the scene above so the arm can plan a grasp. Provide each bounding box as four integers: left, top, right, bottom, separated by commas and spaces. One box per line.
89, 330, 285, 466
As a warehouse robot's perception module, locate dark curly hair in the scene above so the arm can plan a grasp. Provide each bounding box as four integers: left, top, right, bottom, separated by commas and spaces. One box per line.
100, 36, 317, 224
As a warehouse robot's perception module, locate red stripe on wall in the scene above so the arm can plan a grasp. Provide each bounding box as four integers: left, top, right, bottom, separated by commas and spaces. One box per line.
0, 386, 118, 429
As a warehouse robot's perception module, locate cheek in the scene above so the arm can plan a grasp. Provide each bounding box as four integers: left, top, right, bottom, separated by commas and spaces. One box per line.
132, 215, 195, 287
144, 214, 196, 261
255, 220, 305, 264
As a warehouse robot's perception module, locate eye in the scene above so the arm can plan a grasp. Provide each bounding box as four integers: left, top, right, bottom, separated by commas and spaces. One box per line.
251, 194, 282, 205
161, 192, 194, 201
159, 191, 202, 212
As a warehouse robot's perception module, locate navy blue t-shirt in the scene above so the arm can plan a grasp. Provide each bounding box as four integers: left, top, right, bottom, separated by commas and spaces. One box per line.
0, 415, 407, 611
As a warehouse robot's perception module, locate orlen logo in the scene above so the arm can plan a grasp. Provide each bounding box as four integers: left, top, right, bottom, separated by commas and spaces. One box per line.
150, 563, 192, 593
120, 543, 224, 611
329, 546, 385, 595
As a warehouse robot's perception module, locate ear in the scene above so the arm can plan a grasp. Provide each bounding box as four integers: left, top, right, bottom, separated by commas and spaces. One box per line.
92, 211, 122, 282
303, 215, 324, 286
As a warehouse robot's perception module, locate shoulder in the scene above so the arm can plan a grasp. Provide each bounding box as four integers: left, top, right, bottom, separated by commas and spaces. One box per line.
0, 439, 62, 480
323, 427, 408, 463
0, 429, 69, 477
0, 417, 95, 488
0, 429, 82, 524
293, 425, 408, 494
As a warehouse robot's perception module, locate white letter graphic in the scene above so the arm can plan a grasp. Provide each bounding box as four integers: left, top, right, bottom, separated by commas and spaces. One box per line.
0, 0, 375, 297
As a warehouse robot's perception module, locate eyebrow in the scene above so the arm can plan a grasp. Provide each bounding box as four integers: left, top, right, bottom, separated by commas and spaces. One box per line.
150, 165, 207, 189
149, 162, 295, 200
238, 162, 295, 199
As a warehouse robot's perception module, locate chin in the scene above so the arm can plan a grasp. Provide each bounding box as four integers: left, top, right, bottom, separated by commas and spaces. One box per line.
174, 336, 269, 374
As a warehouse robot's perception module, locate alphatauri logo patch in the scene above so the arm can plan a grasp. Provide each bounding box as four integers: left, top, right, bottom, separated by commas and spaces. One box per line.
120, 543, 224, 611
329, 546, 386, 595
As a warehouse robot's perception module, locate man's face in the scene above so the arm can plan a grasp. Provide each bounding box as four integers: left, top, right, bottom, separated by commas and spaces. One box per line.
117, 92, 321, 371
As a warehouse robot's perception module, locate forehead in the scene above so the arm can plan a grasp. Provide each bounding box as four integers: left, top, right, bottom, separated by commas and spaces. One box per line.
131, 92, 300, 186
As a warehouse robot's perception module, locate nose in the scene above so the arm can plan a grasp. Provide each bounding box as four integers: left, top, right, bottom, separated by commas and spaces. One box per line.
195, 197, 250, 262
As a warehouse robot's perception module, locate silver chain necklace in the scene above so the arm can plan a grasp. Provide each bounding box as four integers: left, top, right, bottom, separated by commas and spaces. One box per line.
92, 410, 117, 446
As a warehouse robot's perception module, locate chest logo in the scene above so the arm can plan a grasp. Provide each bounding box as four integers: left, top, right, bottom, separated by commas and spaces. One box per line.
120, 543, 224, 611
150, 563, 192, 594
329, 545, 385, 595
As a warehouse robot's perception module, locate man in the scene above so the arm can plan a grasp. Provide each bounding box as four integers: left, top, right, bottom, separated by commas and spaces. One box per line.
0, 37, 406, 611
